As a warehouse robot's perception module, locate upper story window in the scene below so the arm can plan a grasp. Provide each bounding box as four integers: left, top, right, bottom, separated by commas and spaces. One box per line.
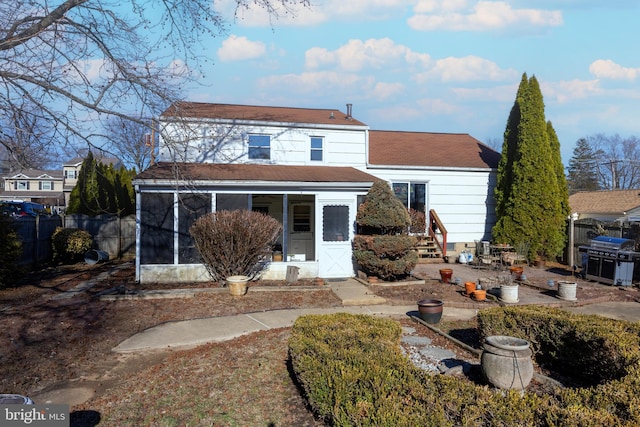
39, 181, 54, 190
64, 170, 77, 179
248, 134, 270, 160
14, 180, 29, 190
310, 137, 323, 161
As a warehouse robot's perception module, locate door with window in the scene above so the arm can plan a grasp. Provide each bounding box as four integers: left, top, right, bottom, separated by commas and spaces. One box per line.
318, 199, 355, 278
288, 202, 314, 260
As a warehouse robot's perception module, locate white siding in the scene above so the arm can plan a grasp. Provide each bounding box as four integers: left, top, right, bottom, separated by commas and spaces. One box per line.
159, 122, 367, 167
366, 168, 496, 244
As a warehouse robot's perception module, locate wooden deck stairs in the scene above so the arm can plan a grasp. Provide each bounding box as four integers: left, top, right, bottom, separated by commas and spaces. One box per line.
413, 209, 447, 264
415, 235, 444, 263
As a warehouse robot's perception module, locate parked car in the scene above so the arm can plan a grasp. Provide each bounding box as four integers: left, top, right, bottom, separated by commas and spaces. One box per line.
0, 201, 49, 217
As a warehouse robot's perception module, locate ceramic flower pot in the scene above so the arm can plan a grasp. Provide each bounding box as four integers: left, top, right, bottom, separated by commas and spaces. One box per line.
557, 281, 577, 301
465, 281, 476, 295
509, 266, 524, 280
439, 268, 453, 284
472, 289, 486, 301
500, 284, 519, 303
226, 275, 250, 296
417, 299, 444, 324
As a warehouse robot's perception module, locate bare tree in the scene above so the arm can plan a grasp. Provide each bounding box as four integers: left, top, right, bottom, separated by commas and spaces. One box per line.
102, 115, 155, 172
587, 133, 640, 190
0, 102, 59, 171
0, 0, 309, 164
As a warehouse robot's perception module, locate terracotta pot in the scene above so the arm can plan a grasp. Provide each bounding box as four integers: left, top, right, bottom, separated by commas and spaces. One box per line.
417, 299, 444, 324
368, 276, 379, 284
272, 252, 283, 262
439, 268, 453, 284
509, 266, 524, 280
464, 281, 476, 295
472, 289, 486, 301
313, 277, 325, 286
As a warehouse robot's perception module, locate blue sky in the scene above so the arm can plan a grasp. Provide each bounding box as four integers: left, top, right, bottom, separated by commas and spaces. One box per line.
182, 0, 640, 164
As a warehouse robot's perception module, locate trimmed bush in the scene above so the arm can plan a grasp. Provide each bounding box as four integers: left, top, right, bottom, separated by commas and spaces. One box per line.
0, 215, 22, 288
477, 305, 640, 385
289, 310, 640, 426
353, 180, 417, 280
189, 209, 282, 282
51, 227, 93, 264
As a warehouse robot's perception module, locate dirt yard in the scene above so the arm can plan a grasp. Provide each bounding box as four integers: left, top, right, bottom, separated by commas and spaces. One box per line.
2, 260, 639, 425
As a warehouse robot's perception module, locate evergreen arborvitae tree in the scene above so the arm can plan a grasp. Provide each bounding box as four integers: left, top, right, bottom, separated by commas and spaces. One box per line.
567, 138, 600, 193
67, 152, 136, 217
492, 73, 569, 262
353, 180, 417, 280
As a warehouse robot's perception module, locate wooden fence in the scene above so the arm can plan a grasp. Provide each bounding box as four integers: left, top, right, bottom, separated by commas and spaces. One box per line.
12, 214, 135, 268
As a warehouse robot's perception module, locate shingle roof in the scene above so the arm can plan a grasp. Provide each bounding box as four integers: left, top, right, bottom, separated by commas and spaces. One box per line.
569, 189, 640, 214
4, 169, 63, 179
161, 102, 367, 127
368, 130, 500, 169
135, 162, 379, 183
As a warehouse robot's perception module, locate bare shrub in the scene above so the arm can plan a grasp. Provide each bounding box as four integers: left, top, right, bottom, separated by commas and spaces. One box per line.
190, 210, 282, 282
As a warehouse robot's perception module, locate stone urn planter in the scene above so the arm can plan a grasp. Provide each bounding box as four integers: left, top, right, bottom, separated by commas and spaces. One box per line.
557, 281, 577, 301
417, 299, 444, 324
226, 275, 250, 296
500, 284, 519, 303
439, 268, 453, 284
481, 335, 534, 390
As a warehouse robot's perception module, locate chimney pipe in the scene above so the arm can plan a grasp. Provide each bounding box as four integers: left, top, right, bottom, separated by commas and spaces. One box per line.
346, 103, 352, 119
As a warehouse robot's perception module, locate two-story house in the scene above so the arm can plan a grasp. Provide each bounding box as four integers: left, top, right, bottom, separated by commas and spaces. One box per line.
133, 102, 500, 283
0, 169, 65, 211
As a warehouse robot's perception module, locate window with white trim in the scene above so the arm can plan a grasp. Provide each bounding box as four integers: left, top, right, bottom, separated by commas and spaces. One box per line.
310, 137, 323, 161
248, 134, 271, 160
40, 181, 54, 190
14, 180, 29, 190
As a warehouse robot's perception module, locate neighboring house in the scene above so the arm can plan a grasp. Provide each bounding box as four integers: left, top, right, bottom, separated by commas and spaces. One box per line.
133, 102, 500, 283
0, 169, 65, 212
569, 189, 640, 223
0, 155, 123, 213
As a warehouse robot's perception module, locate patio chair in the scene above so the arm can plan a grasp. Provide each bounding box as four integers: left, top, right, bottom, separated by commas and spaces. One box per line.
511, 242, 530, 265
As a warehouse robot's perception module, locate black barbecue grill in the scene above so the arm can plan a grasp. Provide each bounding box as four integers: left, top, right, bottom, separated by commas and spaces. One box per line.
578, 236, 640, 286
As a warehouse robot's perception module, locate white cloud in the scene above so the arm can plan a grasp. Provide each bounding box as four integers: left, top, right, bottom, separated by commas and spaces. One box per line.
408, 1, 563, 31
305, 38, 425, 72
217, 35, 266, 62
542, 79, 602, 103
257, 71, 367, 94
420, 55, 518, 82
589, 59, 640, 81
213, 0, 414, 27
371, 82, 405, 100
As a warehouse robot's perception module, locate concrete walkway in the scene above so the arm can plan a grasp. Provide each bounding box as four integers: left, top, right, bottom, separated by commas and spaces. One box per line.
113, 271, 640, 353
33, 269, 640, 406
114, 277, 477, 352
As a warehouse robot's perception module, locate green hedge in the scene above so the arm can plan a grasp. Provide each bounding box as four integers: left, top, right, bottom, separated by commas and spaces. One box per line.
289, 311, 640, 426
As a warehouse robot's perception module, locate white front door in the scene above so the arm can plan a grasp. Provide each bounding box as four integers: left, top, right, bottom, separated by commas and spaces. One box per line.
288, 203, 314, 260
317, 200, 356, 278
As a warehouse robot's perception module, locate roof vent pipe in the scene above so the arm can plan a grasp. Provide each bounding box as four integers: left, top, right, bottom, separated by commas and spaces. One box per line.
346, 103, 352, 119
